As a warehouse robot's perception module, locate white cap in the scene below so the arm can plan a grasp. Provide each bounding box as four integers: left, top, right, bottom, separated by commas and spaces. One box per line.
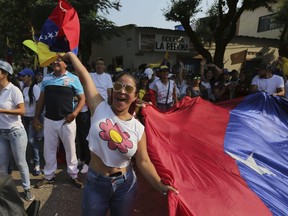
144, 68, 154, 80
0, 60, 13, 75
168, 73, 175, 79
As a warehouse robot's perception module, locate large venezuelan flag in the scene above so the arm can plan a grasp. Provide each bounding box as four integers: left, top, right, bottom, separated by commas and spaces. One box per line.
143, 92, 288, 216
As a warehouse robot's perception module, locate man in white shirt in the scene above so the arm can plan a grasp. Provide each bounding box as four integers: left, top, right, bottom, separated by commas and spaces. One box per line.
250, 63, 285, 96
90, 58, 113, 104
144, 68, 159, 89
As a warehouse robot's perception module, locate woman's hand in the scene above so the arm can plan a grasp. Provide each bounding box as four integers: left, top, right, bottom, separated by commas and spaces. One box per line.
159, 182, 179, 195
57, 52, 73, 62
136, 99, 153, 108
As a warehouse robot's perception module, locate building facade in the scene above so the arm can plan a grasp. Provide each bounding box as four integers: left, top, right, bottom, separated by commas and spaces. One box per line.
237, 4, 281, 39
90, 3, 282, 72
90, 25, 199, 73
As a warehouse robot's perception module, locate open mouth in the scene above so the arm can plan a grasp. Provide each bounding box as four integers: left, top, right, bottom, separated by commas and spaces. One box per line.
116, 97, 126, 102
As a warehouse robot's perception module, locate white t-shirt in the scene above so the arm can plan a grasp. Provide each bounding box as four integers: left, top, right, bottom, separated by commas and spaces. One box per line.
0, 83, 24, 129
90, 72, 113, 102
37, 81, 42, 90
87, 101, 145, 168
201, 81, 215, 100
251, 75, 284, 94
178, 80, 188, 98
153, 80, 175, 104
175, 85, 180, 98
80, 104, 89, 113
149, 77, 160, 90
23, 84, 41, 117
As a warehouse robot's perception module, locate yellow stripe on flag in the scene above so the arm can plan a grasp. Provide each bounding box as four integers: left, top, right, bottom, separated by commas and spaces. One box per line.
37, 42, 64, 67
23, 40, 38, 54
23, 40, 65, 67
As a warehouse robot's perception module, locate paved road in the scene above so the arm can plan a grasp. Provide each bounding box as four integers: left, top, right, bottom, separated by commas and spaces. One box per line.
12, 149, 168, 216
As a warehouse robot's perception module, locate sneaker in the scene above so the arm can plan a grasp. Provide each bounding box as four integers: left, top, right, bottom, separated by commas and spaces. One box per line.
24, 189, 35, 201
71, 178, 84, 188
33, 165, 41, 176
35, 177, 55, 189
80, 164, 89, 174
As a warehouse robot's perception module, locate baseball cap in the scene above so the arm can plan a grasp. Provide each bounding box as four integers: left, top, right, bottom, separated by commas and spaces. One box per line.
0, 60, 13, 75
115, 67, 124, 73
139, 73, 149, 80
18, 68, 35, 77
160, 65, 169, 71
144, 68, 154, 80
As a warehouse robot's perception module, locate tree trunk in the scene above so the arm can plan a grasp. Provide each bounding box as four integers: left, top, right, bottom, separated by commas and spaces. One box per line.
279, 19, 288, 47
213, 39, 228, 68
180, 19, 213, 63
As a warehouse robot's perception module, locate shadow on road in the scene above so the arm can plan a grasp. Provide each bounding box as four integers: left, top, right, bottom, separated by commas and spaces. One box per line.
11, 141, 169, 216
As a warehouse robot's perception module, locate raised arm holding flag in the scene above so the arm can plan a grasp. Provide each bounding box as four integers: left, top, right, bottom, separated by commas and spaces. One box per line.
23, 0, 80, 67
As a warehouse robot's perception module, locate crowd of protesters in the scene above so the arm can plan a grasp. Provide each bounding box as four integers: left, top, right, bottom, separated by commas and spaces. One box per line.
0, 51, 287, 215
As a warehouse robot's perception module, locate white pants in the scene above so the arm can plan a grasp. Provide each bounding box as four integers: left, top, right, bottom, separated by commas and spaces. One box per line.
43, 117, 79, 179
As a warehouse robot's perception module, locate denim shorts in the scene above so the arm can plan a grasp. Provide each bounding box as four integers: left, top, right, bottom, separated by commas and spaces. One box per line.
82, 166, 138, 216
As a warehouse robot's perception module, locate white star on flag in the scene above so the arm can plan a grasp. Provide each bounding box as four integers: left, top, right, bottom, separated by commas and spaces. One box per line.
48, 32, 54, 39
225, 151, 275, 176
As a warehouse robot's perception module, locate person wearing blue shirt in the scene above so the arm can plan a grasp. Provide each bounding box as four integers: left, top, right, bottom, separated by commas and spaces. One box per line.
33, 58, 85, 189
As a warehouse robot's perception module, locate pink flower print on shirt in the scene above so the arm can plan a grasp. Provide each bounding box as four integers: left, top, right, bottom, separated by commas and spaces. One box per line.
99, 119, 133, 154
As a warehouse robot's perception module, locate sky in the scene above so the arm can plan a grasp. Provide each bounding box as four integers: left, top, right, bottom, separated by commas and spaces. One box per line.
105, 0, 214, 29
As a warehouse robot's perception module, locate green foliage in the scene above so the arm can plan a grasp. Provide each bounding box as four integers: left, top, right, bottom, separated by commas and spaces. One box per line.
164, 0, 202, 22
274, 0, 288, 23
0, 0, 120, 65
274, 0, 288, 47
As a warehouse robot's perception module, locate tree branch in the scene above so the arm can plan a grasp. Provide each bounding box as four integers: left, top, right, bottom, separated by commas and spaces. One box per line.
280, 18, 288, 47
218, 0, 223, 21
180, 18, 213, 62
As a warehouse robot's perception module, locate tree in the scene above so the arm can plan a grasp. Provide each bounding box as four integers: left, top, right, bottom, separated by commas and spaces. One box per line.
274, 0, 288, 48
0, 0, 120, 65
164, 0, 277, 67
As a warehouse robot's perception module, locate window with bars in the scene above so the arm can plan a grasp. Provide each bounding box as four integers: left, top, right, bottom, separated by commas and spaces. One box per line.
257, 14, 281, 32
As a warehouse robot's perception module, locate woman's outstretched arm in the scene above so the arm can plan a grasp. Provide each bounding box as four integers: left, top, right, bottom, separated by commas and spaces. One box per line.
135, 132, 179, 195
64, 52, 104, 115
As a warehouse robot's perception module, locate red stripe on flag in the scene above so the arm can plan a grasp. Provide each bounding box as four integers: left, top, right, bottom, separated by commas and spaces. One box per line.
143, 97, 271, 216
48, 0, 79, 50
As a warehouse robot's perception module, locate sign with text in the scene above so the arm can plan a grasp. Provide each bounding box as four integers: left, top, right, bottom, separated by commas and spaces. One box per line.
155, 34, 190, 52
139, 34, 191, 53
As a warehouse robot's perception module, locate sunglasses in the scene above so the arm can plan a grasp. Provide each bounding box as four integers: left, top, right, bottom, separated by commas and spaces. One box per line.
194, 77, 201, 80
113, 82, 135, 94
